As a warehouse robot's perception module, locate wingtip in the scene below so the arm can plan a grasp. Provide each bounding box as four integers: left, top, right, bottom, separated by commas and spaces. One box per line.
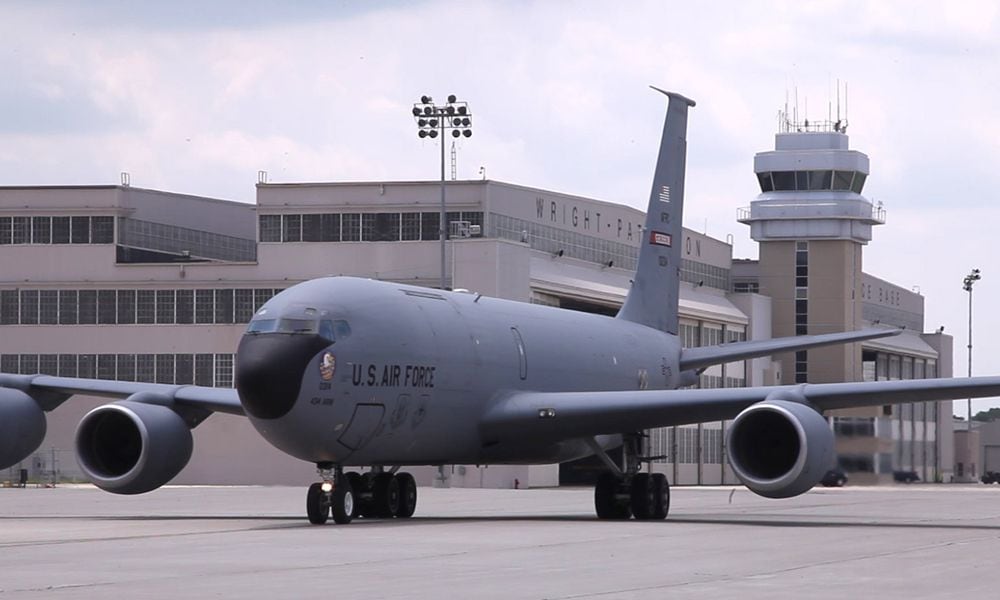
649, 85, 696, 107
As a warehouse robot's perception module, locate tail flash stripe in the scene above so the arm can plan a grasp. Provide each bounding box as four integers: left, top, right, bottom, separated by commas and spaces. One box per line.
659, 186, 671, 203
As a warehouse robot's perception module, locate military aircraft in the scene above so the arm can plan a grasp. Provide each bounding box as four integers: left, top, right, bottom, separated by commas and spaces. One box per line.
3, 89, 1000, 525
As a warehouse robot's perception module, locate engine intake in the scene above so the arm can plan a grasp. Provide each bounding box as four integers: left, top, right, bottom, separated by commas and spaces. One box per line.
75, 399, 193, 495
727, 399, 833, 499
0, 388, 46, 470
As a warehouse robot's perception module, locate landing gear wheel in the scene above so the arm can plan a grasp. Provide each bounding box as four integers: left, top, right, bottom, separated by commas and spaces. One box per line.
346, 472, 366, 519
595, 473, 631, 519
306, 482, 330, 525
394, 472, 417, 518
650, 473, 670, 519
372, 472, 401, 518
630, 473, 655, 520
330, 479, 355, 524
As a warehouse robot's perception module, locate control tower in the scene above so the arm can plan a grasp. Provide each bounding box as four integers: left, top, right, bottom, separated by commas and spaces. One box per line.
738, 114, 885, 385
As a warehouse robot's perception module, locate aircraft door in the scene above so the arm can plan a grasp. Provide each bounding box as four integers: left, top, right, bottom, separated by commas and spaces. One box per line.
338, 403, 385, 451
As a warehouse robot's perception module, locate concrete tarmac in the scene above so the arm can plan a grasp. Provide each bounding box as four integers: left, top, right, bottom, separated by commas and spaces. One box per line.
2, 484, 1000, 599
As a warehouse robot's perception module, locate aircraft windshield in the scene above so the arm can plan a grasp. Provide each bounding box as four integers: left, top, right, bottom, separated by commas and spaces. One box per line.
245, 318, 351, 343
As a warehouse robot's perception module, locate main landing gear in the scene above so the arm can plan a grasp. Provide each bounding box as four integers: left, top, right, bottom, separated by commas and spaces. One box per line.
588, 434, 670, 520
307, 464, 418, 525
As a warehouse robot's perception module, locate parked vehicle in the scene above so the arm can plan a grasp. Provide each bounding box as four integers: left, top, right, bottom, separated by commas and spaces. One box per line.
980, 471, 1000, 484
821, 469, 848, 487
893, 470, 920, 483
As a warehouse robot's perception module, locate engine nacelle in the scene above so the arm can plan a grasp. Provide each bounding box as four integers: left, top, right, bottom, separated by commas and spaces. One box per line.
75, 399, 193, 495
727, 399, 834, 499
0, 388, 46, 469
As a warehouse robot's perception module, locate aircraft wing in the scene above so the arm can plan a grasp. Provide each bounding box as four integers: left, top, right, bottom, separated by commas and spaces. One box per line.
678, 328, 901, 372
479, 376, 1000, 442
0, 373, 244, 416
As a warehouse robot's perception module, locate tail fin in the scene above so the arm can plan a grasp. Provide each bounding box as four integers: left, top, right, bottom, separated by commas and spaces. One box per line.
616, 87, 696, 334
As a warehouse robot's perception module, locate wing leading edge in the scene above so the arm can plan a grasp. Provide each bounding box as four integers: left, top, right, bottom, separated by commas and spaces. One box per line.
479, 376, 1000, 443
0, 373, 244, 416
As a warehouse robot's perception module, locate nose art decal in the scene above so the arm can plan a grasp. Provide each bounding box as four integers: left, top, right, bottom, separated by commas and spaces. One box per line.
320, 352, 336, 381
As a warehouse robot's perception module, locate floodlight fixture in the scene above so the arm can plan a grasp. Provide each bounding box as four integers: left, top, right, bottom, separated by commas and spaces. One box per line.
411, 94, 474, 290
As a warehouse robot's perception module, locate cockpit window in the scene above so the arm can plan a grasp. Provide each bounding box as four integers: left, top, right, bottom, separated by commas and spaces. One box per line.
246, 317, 351, 342
246, 319, 278, 334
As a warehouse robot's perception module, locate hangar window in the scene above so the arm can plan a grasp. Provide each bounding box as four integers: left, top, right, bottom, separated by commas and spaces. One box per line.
59, 290, 78, 324
420, 212, 439, 241
401, 213, 421, 240
156, 290, 175, 324
117, 354, 136, 382
78, 354, 96, 378
195, 354, 214, 386
363, 213, 401, 242
91, 217, 114, 243
31, 217, 51, 244
51, 217, 70, 244
117, 290, 136, 325
20, 290, 39, 325
97, 354, 115, 380
39, 290, 58, 324
136, 290, 155, 324
70, 216, 91, 244
156, 354, 175, 384
176, 354, 194, 385
79, 290, 97, 324
282, 214, 302, 242
214, 289, 234, 324
176, 290, 194, 324
342, 213, 361, 241
259, 215, 281, 242
136, 354, 155, 382
12, 217, 30, 244
1, 290, 19, 324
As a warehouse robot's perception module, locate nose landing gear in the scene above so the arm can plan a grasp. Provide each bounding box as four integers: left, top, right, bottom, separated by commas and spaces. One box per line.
307, 464, 355, 525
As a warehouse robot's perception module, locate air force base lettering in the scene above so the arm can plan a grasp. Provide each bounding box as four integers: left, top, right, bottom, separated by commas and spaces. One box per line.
351, 363, 436, 388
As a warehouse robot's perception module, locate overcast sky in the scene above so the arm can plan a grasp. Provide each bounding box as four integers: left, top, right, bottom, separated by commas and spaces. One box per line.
3, 1, 1000, 415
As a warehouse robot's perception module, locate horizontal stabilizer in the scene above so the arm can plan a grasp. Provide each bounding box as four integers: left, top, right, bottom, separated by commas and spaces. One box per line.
678, 328, 901, 372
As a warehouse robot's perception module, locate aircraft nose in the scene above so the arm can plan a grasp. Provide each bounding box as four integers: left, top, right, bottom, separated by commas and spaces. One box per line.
235, 333, 332, 420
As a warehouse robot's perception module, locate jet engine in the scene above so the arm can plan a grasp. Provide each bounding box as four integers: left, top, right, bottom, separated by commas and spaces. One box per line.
0, 388, 46, 469
726, 399, 834, 499
75, 399, 193, 495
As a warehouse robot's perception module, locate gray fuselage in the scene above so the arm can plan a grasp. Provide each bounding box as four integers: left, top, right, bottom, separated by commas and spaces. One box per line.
236, 276, 681, 467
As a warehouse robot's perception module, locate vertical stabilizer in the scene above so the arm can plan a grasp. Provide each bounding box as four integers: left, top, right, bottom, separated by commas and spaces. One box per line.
616, 88, 695, 334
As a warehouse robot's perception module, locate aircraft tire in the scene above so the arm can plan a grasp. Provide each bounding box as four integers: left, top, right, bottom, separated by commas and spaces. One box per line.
650, 473, 670, 519
595, 472, 625, 519
395, 472, 417, 518
331, 480, 355, 525
306, 482, 330, 525
372, 472, 401, 518
630, 473, 654, 519
346, 472, 366, 519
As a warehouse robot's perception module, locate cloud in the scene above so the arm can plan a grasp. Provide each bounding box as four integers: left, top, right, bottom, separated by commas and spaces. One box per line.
1, 1, 1000, 416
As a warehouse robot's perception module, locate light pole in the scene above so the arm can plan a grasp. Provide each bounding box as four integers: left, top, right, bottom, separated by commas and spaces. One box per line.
963, 267, 981, 479
412, 94, 473, 290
